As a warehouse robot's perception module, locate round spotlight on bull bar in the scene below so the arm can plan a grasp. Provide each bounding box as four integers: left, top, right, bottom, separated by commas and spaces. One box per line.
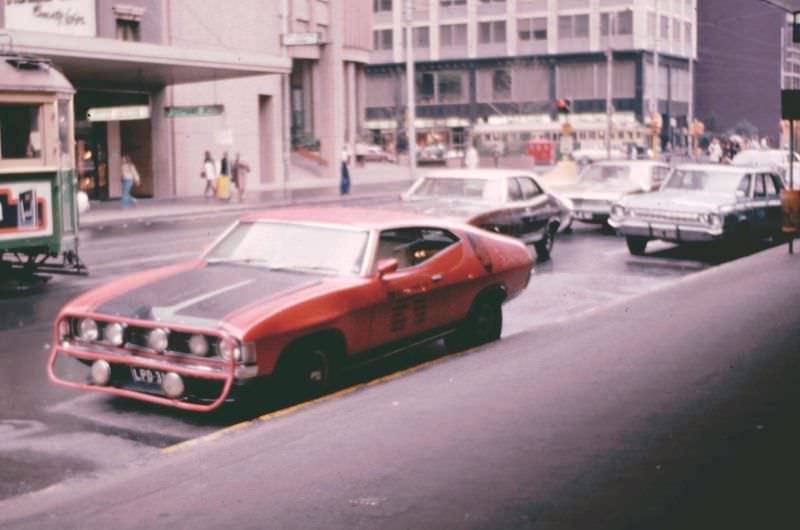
91, 360, 112, 386
104, 322, 125, 347
147, 328, 169, 353
78, 319, 99, 341
161, 372, 185, 399
218, 338, 240, 362
188, 334, 209, 357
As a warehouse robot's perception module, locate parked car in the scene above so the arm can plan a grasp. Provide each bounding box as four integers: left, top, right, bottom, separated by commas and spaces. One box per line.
361, 144, 396, 163
555, 160, 670, 225
570, 147, 626, 165
417, 144, 448, 165
609, 164, 786, 255
400, 169, 573, 260
49, 207, 533, 411
731, 149, 800, 188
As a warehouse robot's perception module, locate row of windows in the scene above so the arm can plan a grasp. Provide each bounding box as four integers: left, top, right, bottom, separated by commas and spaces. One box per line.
374, 13, 692, 50
376, 1, 695, 20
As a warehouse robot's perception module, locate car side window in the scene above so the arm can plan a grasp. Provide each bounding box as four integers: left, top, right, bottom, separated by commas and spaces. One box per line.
376, 227, 459, 269
753, 174, 766, 198
770, 174, 785, 193
763, 173, 778, 197
652, 167, 670, 190
517, 177, 542, 200
507, 178, 523, 202
737, 175, 751, 197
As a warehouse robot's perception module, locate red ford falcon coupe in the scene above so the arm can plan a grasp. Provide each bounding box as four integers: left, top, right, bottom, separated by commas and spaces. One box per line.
49, 208, 533, 412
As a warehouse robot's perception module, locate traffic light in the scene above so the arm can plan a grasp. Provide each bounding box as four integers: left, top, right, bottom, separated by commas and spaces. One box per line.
556, 99, 571, 114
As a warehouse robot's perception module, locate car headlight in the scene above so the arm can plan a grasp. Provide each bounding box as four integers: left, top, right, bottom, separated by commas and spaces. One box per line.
610, 205, 626, 218
78, 319, 98, 341
697, 213, 710, 224
188, 334, 210, 357
104, 322, 125, 346
218, 338, 241, 362
709, 213, 723, 227
147, 328, 169, 353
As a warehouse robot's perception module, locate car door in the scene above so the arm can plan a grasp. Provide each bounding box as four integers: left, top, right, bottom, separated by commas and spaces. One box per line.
368, 227, 469, 348
509, 176, 550, 242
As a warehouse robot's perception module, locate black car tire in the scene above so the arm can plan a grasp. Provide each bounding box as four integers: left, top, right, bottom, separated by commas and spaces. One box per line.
278, 345, 333, 399
626, 236, 648, 256
445, 296, 503, 353
534, 225, 557, 261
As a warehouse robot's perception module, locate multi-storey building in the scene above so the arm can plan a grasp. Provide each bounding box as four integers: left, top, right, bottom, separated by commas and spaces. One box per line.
366, 0, 696, 153
0, 0, 371, 199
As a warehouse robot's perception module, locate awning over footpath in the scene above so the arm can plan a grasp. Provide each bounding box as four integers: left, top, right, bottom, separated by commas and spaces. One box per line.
6, 30, 291, 88
764, 0, 800, 12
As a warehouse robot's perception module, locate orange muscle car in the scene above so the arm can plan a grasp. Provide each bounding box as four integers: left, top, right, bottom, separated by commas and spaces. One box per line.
49, 207, 533, 411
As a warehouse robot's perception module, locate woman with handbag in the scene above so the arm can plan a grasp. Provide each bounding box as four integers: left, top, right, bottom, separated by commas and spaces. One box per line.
202, 150, 217, 198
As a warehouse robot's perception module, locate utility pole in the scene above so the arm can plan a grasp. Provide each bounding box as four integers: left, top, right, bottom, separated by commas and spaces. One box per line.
605, 13, 615, 160
405, 0, 417, 180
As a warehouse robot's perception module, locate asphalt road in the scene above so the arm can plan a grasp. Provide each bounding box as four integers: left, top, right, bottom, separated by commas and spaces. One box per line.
0, 205, 795, 528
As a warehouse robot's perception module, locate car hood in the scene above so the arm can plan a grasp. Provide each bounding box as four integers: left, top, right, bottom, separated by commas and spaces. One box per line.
91, 263, 325, 329
620, 190, 735, 213
559, 181, 644, 202
398, 198, 494, 222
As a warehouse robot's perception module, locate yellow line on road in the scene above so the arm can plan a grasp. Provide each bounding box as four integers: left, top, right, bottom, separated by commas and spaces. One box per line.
161, 350, 465, 455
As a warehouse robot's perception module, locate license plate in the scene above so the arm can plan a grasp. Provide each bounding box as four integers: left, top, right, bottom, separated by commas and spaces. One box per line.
130, 367, 165, 385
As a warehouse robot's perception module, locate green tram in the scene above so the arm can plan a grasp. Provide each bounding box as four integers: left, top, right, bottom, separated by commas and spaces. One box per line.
0, 51, 85, 281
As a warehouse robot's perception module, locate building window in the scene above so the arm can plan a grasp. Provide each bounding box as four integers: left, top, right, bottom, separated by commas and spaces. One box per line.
438, 72, 463, 103
440, 23, 467, 46
518, 17, 547, 41
600, 11, 633, 36
416, 72, 435, 103
673, 18, 681, 42
413, 27, 430, 48
113, 5, 145, 42
492, 69, 511, 100
373, 0, 392, 12
479, 0, 505, 3
684, 21, 692, 45
440, 0, 465, 6
478, 21, 506, 44
558, 14, 589, 39
660, 15, 669, 40
373, 29, 393, 50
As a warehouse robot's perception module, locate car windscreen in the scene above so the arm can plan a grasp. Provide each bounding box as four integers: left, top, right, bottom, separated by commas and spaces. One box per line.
579, 165, 633, 184
205, 221, 369, 275
406, 177, 503, 202
662, 169, 743, 193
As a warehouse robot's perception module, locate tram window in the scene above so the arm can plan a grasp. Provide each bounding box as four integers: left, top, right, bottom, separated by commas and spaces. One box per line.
0, 104, 41, 160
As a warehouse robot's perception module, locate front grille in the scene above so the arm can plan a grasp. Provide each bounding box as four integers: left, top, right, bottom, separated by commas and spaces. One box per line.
630, 209, 700, 224
572, 199, 611, 210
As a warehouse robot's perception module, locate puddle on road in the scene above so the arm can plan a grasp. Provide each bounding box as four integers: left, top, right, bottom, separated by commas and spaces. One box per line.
0, 450, 95, 501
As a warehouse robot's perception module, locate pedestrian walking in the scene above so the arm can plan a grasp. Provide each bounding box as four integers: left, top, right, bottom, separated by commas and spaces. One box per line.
217, 151, 231, 200
340, 149, 351, 195
232, 153, 251, 202
120, 154, 140, 208
202, 150, 217, 198
464, 141, 479, 169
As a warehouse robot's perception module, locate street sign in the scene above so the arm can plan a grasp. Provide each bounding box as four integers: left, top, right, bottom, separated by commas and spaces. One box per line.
561, 122, 573, 136
165, 105, 224, 118
87, 105, 150, 122
282, 32, 324, 46
560, 135, 574, 155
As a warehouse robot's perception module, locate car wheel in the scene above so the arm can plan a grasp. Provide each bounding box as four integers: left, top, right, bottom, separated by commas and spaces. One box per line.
626, 236, 648, 256
534, 225, 557, 261
279, 346, 333, 399
445, 296, 503, 353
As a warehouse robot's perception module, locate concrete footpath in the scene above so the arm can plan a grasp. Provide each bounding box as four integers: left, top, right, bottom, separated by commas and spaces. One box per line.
81, 164, 414, 228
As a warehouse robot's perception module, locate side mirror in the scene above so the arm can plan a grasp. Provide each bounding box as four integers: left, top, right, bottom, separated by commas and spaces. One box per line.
376, 258, 399, 278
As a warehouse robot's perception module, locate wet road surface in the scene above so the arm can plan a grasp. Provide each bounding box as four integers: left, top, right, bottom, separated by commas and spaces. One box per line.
0, 208, 786, 505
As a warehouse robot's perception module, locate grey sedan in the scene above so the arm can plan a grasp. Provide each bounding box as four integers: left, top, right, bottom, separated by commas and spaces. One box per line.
608, 164, 785, 255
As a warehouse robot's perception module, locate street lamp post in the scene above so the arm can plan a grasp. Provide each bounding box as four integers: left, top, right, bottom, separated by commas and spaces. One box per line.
605, 13, 617, 160
405, 0, 417, 181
